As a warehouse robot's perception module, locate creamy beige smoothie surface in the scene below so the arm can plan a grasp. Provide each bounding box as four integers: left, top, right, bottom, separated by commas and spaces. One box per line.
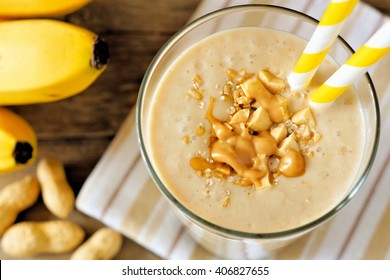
147, 27, 364, 233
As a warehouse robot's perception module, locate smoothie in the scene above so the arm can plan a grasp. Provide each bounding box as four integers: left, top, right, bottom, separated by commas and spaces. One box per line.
146, 27, 364, 233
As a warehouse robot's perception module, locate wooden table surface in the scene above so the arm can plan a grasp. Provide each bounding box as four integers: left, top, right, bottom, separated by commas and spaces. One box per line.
0, 0, 389, 260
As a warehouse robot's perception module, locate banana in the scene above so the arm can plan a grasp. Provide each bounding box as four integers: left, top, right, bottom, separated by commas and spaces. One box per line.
0, 0, 92, 18
0, 107, 37, 173
0, 19, 109, 105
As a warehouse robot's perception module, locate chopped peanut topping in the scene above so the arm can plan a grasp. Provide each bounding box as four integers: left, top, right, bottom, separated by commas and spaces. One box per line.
187, 69, 322, 189
271, 125, 288, 144
223, 85, 232, 95
258, 171, 274, 189
313, 132, 321, 144
258, 69, 286, 94
196, 124, 206, 136
182, 135, 190, 144
277, 134, 299, 156
193, 74, 203, 85
230, 109, 250, 125
221, 196, 231, 208
188, 75, 205, 100
188, 88, 204, 100
247, 106, 272, 132
226, 69, 238, 79
292, 107, 316, 128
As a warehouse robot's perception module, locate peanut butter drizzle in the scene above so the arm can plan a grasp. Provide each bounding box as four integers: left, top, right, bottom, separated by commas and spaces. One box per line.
205, 97, 304, 187
190, 156, 215, 171
245, 80, 287, 123
278, 149, 305, 177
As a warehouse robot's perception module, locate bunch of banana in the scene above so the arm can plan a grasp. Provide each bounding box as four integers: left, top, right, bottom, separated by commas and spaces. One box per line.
0, 3, 109, 172
0, 108, 37, 173
0, 19, 109, 105
0, 0, 92, 18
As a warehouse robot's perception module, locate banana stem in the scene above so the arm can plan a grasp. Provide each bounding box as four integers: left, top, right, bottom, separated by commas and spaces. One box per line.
92, 36, 109, 70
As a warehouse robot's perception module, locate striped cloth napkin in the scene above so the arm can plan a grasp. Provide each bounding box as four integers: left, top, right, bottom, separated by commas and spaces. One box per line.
76, 0, 390, 260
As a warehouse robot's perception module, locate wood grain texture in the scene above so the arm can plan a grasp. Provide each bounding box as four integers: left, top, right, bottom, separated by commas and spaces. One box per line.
0, 0, 388, 260
364, 0, 390, 14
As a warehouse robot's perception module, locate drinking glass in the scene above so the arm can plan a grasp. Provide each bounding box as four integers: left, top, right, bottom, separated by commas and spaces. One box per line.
137, 5, 380, 259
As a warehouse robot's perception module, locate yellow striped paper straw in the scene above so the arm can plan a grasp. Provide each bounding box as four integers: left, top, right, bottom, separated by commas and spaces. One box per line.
288, 0, 358, 91
310, 19, 390, 103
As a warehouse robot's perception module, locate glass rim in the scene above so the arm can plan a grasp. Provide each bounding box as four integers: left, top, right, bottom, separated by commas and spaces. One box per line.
136, 4, 381, 239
